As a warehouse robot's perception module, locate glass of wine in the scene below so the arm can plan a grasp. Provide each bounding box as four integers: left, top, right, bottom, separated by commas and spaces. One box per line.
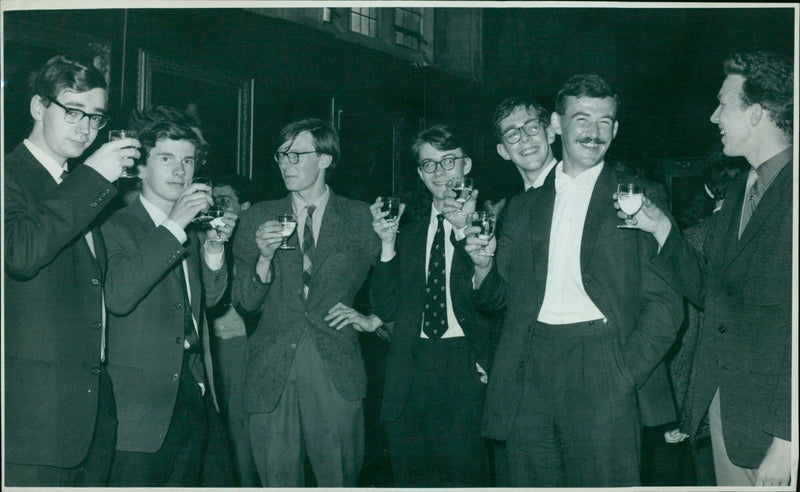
379, 196, 401, 234
109, 129, 138, 179
207, 196, 234, 243
448, 176, 474, 211
469, 211, 496, 256
189, 177, 214, 225
277, 213, 297, 250
617, 183, 645, 229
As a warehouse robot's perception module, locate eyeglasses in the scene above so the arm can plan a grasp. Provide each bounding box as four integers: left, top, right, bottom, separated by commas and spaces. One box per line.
45, 97, 108, 130
501, 118, 545, 144
273, 150, 318, 165
418, 155, 467, 174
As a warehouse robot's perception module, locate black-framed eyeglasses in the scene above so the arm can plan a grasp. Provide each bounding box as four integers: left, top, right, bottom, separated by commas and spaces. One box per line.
501, 118, 545, 144
273, 150, 318, 165
418, 155, 467, 174
45, 97, 108, 130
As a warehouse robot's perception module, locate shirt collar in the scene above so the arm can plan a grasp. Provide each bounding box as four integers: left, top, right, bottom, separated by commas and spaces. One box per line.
528, 157, 559, 190
753, 146, 792, 191
292, 185, 331, 214
139, 194, 169, 227
24, 138, 68, 183
554, 160, 605, 194
429, 202, 450, 229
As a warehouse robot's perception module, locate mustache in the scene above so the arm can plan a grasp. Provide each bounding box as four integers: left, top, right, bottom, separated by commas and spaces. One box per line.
577, 137, 607, 145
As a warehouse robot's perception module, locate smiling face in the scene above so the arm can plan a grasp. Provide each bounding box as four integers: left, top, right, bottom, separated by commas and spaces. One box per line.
552, 95, 618, 177
30, 87, 107, 164
139, 138, 197, 211
496, 105, 556, 176
416, 142, 472, 205
710, 74, 755, 159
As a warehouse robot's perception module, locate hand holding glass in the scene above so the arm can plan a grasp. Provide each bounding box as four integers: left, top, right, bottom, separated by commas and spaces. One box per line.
208, 196, 234, 243
379, 196, 401, 233
469, 211, 496, 256
109, 129, 138, 179
448, 176, 473, 211
189, 177, 214, 224
277, 213, 297, 250
617, 183, 645, 228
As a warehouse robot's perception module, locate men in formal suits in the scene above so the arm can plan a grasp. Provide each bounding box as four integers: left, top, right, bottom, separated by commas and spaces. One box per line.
493, 96, 559, 192
466, 74, 683, 487
231, 117, 380, 486
626, 51, 794, 487
101, 110, 233, 486
4, 54, 139, 486
369, 124, 493, 486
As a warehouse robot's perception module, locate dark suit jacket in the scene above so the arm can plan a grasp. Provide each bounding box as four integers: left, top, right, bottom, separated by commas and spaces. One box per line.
102, 198, 226, 453
477, 164, 684, 441
4, 143, 116, 467
653, 151, 793, 468
370, 214, 497, 422
231, 191, 380, 413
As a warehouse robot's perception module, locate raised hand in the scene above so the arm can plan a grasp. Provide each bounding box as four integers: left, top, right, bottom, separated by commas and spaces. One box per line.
254, 220, 284, 263
83, 137, 141, 182
370, 197, 405, 243
167, 182, 213, 229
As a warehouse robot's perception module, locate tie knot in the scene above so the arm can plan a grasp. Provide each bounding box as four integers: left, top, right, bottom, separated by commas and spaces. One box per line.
436, 214, 445, 225
306, 205, 316, 219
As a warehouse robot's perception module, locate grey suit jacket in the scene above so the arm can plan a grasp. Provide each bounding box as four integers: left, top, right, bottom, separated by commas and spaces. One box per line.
232, 191, 380, 413
4, 143, 117, 467
653, 150, 793, 468
102, 198, 226, 453
477, 164, 684, 440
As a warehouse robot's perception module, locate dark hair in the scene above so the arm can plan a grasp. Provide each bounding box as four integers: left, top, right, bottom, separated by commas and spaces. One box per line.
703, 151, 748, 201
278, 117, 340, 169
410, 124, 470, 163
723, 51, 793, 139
213, 173, 253, 203
133, 118, 205, 167
555, 74, 620, 115
129, 105, 208, 166
491, 97, 551, 142
30, 54, 107, 102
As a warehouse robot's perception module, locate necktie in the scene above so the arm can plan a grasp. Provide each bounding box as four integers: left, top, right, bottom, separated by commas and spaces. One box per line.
739, 176, 760, 238
423, 214, 447, 340
180, 264, 200, 353
302, 205, 316, 300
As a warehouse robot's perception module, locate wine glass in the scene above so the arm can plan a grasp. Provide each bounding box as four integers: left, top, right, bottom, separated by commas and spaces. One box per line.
448, 176, 474, 211
617, 183, 645, 229
277, 213, 297, 250
109, 129, 138, 179
379, 196, 401, 234
207, 196, 234, 243
189, 177, 213, 224
469, 211, 496, 256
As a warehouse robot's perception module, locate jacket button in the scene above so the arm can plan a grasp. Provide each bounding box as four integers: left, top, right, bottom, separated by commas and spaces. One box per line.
588, 320, 595, 326
91, 278, 100, 286
290, 343, 297, 349
172, 373, 179, 381
92, 322, 102, 330
90, 367, 100, 375
174, 303, 182, 310
718, 325, 726, 334
176, 337, 183, 344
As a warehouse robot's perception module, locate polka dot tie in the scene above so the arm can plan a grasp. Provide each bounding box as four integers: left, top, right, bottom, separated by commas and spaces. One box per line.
423, 214, 447, 340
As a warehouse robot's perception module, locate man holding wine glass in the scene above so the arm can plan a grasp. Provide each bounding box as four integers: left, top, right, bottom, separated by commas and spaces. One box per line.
100, 109, 233, 486
466, 74, 682, 487
369, 124, 495, 486
231, 117, 381, 487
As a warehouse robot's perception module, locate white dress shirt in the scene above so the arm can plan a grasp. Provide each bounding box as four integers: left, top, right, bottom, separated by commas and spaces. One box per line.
292, 185, 331, 247
524, 157, 559, 191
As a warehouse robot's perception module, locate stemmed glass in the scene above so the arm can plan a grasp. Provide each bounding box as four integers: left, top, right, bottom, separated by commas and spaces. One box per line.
469, 211, 496, 256
277, 213, 297, 250
109, 129, 138, 179
207, 196, 234, 243
379, 196, 401, 234
448, 176, 474, 211
189, 177, 214, 224
616, 183, 645, 229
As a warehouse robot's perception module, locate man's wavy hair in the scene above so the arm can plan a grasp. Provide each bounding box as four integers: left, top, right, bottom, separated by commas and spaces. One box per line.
29, 54, 106, 105
723, 51, 793, 140
491, 97, 551, 142
128, 107, 207, 169
555, 74, 619, 116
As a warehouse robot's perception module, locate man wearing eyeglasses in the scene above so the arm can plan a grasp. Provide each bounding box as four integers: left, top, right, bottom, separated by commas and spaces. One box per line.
466, 75, 682, 486
231, 117, 381, 487
369, 124, 494, 486
4, 54, 140, 486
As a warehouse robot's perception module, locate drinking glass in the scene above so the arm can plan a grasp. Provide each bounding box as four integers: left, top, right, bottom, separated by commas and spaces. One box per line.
189, 177, 213, 224
448, 176, 474, 211
469, 211, 496, 256
617, 183, 645, 229
379, 196, 401, 234
109, 129, 138, 179
277, 213, 297, 250
208, 196, 234, 243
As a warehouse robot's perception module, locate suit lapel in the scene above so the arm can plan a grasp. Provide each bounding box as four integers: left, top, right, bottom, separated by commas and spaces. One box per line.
580, 165, 614, 271
310, 193, 343, 280
531, 173, 555, 298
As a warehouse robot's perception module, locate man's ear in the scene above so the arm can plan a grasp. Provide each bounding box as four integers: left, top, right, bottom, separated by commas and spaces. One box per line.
30, 95, 45, 122
462, 157, 472, 175
550, 112, 562, 135
749, 103, 764, 126
318, 153, 333, 170
241, 201, 251, 211
496, 143, 511, 161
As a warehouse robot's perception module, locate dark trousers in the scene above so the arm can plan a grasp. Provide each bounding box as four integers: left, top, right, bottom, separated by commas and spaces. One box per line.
507, 320, 641, 487
385, 337, 490, 487
5, 365, 117, 487
109, 355, 208, 487
248, 336, 364, 487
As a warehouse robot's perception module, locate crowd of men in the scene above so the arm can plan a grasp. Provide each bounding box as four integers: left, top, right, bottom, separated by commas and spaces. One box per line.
3, 50, 794, 488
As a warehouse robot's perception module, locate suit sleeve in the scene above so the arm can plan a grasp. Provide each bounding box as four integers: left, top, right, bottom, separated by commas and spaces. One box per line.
231, 207, 271, 316
102, 216, 187, 316
4, 165, 116, 280
473, 197, 519, 311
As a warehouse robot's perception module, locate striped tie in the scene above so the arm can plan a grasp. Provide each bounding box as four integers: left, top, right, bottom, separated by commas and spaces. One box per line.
302, 205, 316, 300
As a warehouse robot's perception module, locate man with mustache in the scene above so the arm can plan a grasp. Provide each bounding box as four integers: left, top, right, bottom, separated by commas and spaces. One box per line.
465, 74, 683, 486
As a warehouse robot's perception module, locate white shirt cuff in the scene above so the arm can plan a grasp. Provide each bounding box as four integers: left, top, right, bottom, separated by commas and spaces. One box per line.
204, 245, 225, 271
